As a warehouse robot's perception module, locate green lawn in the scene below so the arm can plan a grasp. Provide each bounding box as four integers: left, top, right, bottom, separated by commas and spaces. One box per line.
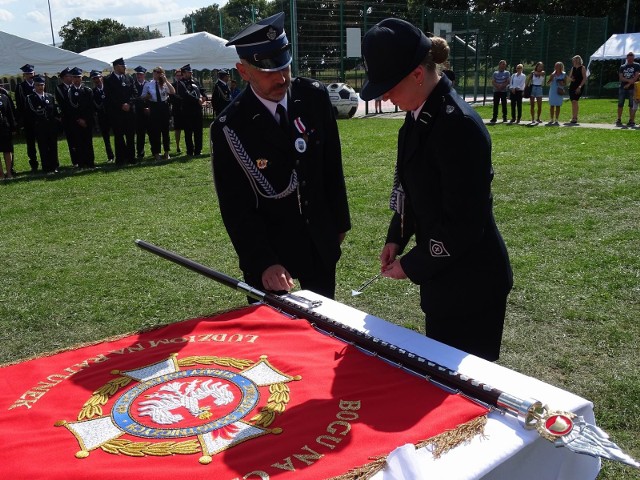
1, 101, 638, 478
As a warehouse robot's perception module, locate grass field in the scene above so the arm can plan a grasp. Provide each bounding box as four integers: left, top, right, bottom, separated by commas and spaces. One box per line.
1, 98, 638, 478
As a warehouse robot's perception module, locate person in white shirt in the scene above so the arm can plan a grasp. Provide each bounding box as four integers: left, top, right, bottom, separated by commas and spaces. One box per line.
141, 67, 175, 161
509, 64, 526, 123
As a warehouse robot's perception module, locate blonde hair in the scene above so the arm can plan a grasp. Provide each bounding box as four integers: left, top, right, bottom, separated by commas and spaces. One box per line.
572, 55, 583, 65
421, 36, 450, 73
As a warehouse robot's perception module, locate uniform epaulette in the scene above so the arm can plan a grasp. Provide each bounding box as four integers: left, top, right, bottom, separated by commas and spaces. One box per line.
293, 77, 326, 92
442, 95, 463, 116
213, 92, 243, 126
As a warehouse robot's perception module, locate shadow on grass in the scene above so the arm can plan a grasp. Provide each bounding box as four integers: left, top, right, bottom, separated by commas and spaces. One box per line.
1, 152, 211, 184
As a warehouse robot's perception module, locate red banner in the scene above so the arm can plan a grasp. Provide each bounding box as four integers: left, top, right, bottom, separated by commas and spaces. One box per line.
0, 305, 487, 479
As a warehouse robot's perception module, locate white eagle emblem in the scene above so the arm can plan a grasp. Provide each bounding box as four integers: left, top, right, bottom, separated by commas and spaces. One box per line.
138, 379, 234, 425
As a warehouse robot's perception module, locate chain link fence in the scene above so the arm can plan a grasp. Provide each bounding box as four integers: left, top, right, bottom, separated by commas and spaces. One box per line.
135, 2, 612, 100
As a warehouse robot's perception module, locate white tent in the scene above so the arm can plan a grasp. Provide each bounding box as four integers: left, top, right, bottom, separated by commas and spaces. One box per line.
0, 31, 110, 77
588, 33, 640, 63
80, 32, 239, 71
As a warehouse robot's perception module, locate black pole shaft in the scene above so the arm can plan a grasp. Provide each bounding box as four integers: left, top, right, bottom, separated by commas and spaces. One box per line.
135, 240, 517, 411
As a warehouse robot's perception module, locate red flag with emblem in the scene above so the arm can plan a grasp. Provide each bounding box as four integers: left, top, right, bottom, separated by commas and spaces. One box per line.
0, 305, 487, 479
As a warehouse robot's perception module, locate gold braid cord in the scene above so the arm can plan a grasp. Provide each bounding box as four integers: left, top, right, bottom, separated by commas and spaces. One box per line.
328, 415, 488, 480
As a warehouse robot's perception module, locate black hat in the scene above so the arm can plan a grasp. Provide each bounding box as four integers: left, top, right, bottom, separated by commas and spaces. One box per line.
69, 67, 83, 77
20, 64, 35, 74
360, 18, 432, 101
33, 75, 45, 84
112, 58, 126, 67
89, 70, 103, 79
226, 12, 292, 72
180, 64, 192, 72
60, 67, 71, 77
133, 66, 147, 74
218, 68, 230, 78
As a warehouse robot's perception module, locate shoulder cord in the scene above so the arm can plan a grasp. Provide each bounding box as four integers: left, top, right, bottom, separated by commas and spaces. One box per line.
68, 86, 82, 109
26, 95, 48, 117
222, 125, 298, 208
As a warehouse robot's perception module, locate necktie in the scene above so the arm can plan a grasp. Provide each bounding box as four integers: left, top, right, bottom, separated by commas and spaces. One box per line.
276, 103, 288, 131
155, 81, 162, 102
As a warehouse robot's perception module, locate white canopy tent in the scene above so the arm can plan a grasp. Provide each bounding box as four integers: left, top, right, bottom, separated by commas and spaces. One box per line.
0, 31, 110, 77
80, 32, 239, 71
588, 33, 640, 69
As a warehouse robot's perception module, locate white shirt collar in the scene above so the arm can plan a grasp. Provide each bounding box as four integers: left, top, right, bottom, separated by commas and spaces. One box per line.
251, 85, 288, 119
412, 99, 427, 121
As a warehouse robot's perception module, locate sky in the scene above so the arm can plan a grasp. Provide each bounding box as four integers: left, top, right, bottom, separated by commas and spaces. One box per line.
0, 0, 229, 47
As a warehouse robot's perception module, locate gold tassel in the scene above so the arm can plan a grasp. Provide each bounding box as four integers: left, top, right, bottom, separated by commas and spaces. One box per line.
328, 415, 487, 480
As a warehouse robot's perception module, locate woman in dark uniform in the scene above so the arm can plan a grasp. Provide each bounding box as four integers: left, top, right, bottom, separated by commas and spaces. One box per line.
360, 18, 513, 361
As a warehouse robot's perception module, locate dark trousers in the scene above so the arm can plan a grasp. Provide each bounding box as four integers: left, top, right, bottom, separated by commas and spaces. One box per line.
135, 109, 148, 157
492, 92, 508, 121
510, 90, 523, 121
148, 102, 171, 155
61, 117, 80, 166
183, 107, 203, 155
424, 296, 507, 362
23, 120, 38, 170
34, 122, 59, 173
68, 120, 95, 167
110, 110, 135, 165
96, 112, 114, 160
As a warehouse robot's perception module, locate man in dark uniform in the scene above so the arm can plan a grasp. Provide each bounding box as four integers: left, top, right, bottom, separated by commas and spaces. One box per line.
210, 12, 351, 299
55, 67, 80, 167
176, 64, 206, 156
67, 67, 95, 168
25, 76, 60, 174
132, 66, 149, 159
103, 58, 136, 165
0, 86, 17, 179
14, 64, 38, 171
212, 69, 231, 117
90, 70, 114, 162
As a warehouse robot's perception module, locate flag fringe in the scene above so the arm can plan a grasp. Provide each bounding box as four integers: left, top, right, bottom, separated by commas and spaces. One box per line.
328, 415, 488, 480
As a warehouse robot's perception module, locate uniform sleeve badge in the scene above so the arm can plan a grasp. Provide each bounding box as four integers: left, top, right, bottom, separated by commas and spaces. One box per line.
256, 158, 268, 169
429, 239, 450, 257
446, 105, 455, 114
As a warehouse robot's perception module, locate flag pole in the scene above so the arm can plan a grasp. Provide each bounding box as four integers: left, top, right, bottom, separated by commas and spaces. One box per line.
135, 239, 639, 470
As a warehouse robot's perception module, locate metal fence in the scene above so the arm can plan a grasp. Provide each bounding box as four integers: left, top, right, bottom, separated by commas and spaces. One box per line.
147, 2, 610, 100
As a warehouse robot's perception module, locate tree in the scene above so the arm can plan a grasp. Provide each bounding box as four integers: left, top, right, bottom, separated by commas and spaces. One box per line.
182, 0, 275, 39
59, 18, 162, 52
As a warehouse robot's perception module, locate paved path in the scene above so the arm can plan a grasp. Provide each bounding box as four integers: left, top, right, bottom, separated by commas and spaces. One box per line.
353, 100, 636, 130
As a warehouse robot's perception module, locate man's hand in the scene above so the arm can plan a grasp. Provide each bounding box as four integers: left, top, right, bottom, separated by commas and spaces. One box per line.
262, 264, 295, 292
380, 243, 407, 279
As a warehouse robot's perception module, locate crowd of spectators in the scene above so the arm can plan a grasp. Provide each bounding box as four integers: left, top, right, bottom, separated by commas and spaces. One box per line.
487, 53, 640, 126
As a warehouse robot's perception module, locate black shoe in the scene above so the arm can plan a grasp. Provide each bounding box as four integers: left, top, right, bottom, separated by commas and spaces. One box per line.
489, 118, 496, 123
176, 148, 182, 154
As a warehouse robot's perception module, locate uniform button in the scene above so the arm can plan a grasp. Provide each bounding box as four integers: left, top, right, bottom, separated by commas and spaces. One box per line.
301, 180, 307, 187
305, 219, 310, 224
295, 160, 300, 166
304, 201, 308, 206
